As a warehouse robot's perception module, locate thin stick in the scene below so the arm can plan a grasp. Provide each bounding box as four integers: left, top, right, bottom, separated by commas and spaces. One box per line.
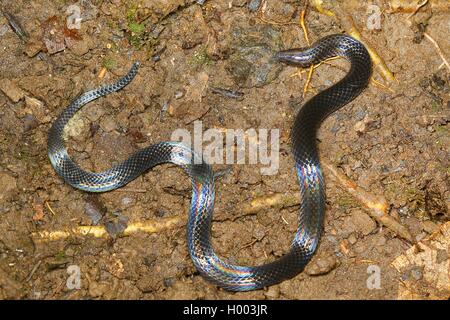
114, 188, 147, 193
299, 4, 310, 45
311, 0, 335, 17
340, 13, 397, 84
32, 216, 183, 242
303, 65, 314, 98
371, 77, 396, 93
299, 3, 317, 98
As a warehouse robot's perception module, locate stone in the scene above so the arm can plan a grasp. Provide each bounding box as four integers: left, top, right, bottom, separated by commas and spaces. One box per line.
24, 96, 50, 123
247, 0, 262, 11
264, 286, 280, 299
0, 172, 17, 202
24, 39, 44, 57
66, 36, 95, 56
353, 115, 380, 134
305, 254, 340, 276
348, 233, 358, 245
422, 220, 438, 233
225, 16, 282, 88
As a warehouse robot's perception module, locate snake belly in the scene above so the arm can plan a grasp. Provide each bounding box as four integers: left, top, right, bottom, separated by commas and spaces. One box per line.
48, 34, 372, 291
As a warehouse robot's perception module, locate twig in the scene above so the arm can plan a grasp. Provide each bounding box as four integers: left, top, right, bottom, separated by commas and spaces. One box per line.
299, 4, 316, 98
406, 0, 429, 19
210, 87, 244, 100
340, 13, 397, 84
239, 161, 414, 242
114, 188, 148, 193
31, 216, 183, 242
241, 192, 301, 216
239, 237, 261, 251
311, 5, 397, 89
45, 201, 56, 215
371, 77, 396, 93
26, 260, 42, 282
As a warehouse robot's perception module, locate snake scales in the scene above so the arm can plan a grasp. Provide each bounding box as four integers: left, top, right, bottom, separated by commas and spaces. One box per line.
48, 34, 372, 291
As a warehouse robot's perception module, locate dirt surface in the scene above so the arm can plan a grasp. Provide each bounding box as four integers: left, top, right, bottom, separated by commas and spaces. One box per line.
0, 0, 448, 300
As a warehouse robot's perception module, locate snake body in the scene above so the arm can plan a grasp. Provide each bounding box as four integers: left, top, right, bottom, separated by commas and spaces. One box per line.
48, 34, 372, 291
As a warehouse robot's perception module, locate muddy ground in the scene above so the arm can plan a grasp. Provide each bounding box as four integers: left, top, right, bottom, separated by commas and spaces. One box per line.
0, 0, 448, 300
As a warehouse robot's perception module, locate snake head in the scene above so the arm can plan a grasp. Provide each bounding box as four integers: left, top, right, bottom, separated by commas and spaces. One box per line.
275, 48, 315, 68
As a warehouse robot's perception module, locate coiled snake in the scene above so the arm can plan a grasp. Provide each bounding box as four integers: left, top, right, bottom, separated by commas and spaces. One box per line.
48, 34, 372, 291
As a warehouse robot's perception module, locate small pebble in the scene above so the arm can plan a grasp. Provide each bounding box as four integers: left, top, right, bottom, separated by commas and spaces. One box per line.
353, 115, 380, 134
22, 114, 39, 132
325, 235, 338, 244
354, 109, 367, 121
410, 267, 423, 280
24, 39, 43, 57
174, 90, 185, 99
248, 0, 262, 12
264, 286, 280, 299
351, 210, 377, 236
0, 24, 9, 36
348, 233, 358, 245
163, 277, 176, 287
104, 211, 128, 236
121, 196, 134, 207
84, 202, 103, 225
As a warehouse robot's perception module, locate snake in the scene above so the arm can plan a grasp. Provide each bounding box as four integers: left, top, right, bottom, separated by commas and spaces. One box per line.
48, 34, 372, 291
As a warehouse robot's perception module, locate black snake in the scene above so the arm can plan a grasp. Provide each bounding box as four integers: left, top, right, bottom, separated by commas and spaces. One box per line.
48, 34, 372, 291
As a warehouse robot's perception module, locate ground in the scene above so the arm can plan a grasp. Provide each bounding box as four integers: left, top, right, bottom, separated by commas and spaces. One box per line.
0, 0, 448, 300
